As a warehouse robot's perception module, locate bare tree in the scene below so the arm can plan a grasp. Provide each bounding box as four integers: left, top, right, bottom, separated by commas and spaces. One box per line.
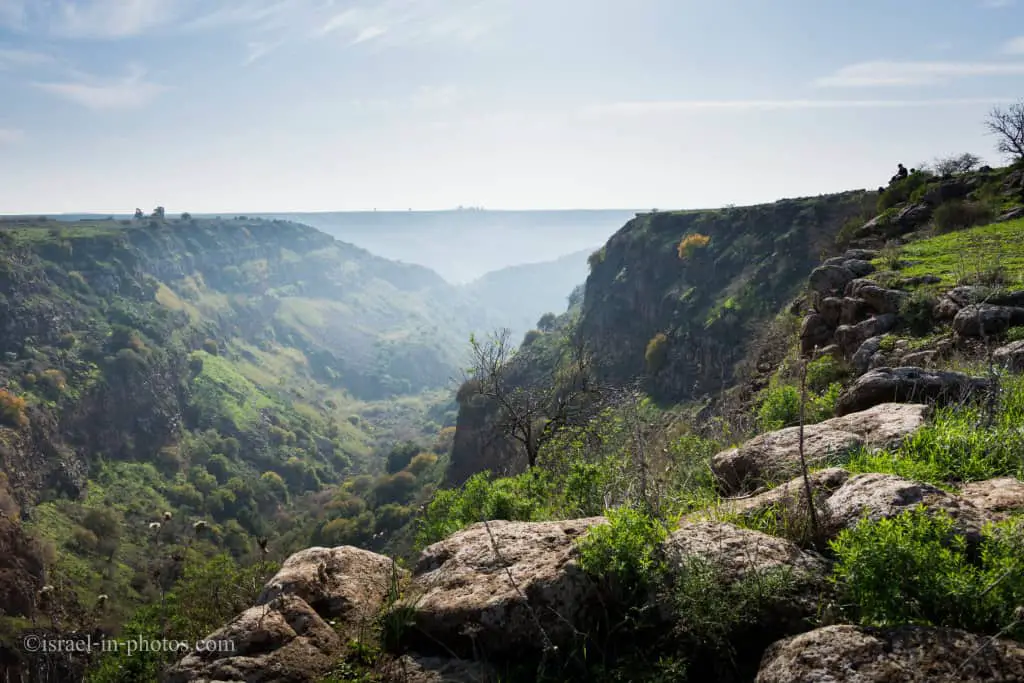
463, 328, 605, 468
932, 152, 982, 176
985, 102, 1024, 162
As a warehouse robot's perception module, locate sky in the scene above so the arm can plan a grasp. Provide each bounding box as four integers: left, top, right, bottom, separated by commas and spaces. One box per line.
1, 0, 1023, 214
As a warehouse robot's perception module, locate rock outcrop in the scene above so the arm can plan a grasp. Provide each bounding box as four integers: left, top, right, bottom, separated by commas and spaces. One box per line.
400, 518, 607, 660
959, 477, 1024, 520
835, 367, 991, 416
710, 403, 928, 495
756, 625, 1024, 683
995, 340, 1024, 372
167, 547, 405, 683
953, 304, 1024, 338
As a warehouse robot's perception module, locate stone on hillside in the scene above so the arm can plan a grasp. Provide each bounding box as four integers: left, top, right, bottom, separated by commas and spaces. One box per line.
258, 546, 404, 633
997, 207, 1024, 223
922, 179, 971, 206
844, 278, 880, 298
799, 314, 833, 355
825, 473, 989, 543
817, 297, 843, 327
710, 404, 928, 495
839, 297, 870, 325
377, 655, 498, 683
823, 256, 847, 267
894, 203, 933, 233
851, 336, 884, 375
835, 366, 991, 416
693, 468, 850, 523
953, 304, 1024, 338
994, 340, 1024, 372
857, 285, 907, 315
843, 248, 878, 261
756, 625, 1024, 683
900, 349, 937, 368
403, 518, 606, 660
809, 265, 855, 298
844, 259, 876, 277
959, 477, 1024, 520
166, 594, 343, 683
835, 314, 897, 354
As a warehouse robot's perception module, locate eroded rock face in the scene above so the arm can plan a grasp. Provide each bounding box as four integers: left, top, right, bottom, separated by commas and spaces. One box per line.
994, 340, 1024, 372
756, 625, 1024, 683
809, 265, 856, 298
953, 304, 1024, 338
711, 404, 928, 495
959, 477, 1024, 520
835, 366, 991, 416
402, 518, 607, 660
166, 594, 343, 683
800, 314, 833, 354
824, 473, 989, 543
692, 468, 851, 524
258, 546, 404, 632
835, 314, 897, 354
167, 546, 403, 683
665, 522, 828, 587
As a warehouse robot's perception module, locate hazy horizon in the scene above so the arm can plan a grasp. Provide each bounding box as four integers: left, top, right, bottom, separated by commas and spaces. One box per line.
2, 1, 1023, 214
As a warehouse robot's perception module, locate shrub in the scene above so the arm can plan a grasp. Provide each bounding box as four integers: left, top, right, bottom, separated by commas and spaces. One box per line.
373, 471, 418, 505
385, 441, 421, 474
900, 290, 939, 336
677, 233, 711, 259
576, 506, 668, 600
804, 355, 847, 393
39, 369, 67, 395
645, 332, 669, 373
756, 381, 840, 433
188, 354, 204, 375
536, 312, 558, 332
58, 333, 76, 349
406, 452, 438, 476
877, 170, 933, 212
831, 508, 1024, 636
201, 339, 219, 355
67, 270, 89, 291
521, 329, 543, 347
933, 200, 995, 234
931, 152, 981, 176
588, 247, 606, 269
0, 389, 29, 428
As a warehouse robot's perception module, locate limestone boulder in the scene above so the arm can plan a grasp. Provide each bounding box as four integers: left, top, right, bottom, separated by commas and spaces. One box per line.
835, 366, 991, 416
710, 404, 928, 495
402, 518, 607, 660
756, 625, 1024, 683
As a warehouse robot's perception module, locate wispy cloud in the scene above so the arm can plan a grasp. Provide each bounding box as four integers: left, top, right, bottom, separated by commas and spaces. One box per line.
581, 97, 1017, 117
0, 127, 25, 145
0, 46, 55, 69
243, 40, 283, 65
34, 65, 167, 110
814, 60, 1024, 87
317, 0, 504, 47
1003, 36, 1024, 54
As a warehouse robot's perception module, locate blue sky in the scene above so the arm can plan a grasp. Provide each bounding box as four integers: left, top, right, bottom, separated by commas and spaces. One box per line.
1, 0, 1023, 213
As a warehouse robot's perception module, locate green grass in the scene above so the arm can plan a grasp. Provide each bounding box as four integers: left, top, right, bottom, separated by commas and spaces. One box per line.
883, 218, 1024, 289
190, 353, 275, 431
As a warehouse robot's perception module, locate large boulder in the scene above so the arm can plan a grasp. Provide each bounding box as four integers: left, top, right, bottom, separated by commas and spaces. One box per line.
824, 473, 990, 543
835, 366, 991, 416
953, 304, 1024, 338
959, 477, 1024, 520
799, 314, 833, 355
809, 265, 855, 298
994, 339, 1024, 372
851, 335, 884, 375
694, 468, 851, 524
856, 285, 907, 315
834, 314, 897, 354
817, 297, 843, 327
258, 546, 404, 633
166, 594, 343, 683
402, 518, 606, 660
167, 546, 402, 683
756, 625, 1024, 683
710, 404, 928, 495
